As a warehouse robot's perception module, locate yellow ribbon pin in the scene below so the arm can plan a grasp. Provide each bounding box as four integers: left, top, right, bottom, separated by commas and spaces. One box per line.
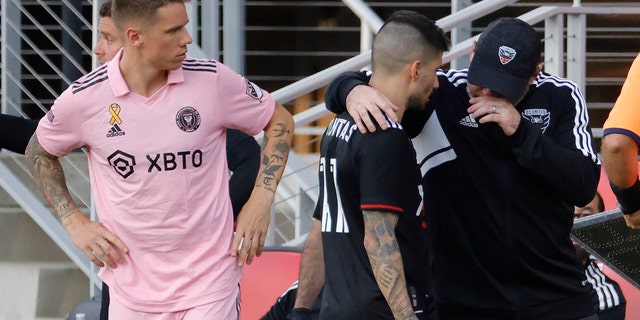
109, 103, 122, 125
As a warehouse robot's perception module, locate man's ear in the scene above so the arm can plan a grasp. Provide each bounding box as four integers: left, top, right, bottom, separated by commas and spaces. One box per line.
529, 63, 542, 84
469, 41, 478, 62
125, 27, 142, 46
409, 60, 422, 81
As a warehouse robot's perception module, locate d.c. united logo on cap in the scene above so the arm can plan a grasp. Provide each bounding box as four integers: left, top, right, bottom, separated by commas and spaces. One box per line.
498, 46, 517, 65
175, 106, 201, 132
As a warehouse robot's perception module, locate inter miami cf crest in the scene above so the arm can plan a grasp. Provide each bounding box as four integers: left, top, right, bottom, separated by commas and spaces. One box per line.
245, 80, 264, 102
175, 106, 201, 132
498, 46, 517, 65
522, 109, 551, 133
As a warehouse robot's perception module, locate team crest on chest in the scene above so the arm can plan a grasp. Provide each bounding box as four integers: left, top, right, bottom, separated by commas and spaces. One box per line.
175, 106, 201, 132
522, 108, 551, 133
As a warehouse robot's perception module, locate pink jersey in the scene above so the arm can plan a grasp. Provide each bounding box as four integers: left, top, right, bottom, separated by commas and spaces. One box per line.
36, 49, 275, 312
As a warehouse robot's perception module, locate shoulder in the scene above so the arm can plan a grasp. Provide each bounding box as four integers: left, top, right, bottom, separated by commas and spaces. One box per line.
533, 72, 581, 94
530, 72, 587, 112
181, 57, 219, 74
437, 68, 469, 87
362, 118, 412, 149
70, 64, 109, 95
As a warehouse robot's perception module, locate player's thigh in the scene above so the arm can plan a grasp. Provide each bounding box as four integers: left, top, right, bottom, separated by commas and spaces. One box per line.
109, 285, 240, 320
184, 284, 241, 320
108, 298, 186, 320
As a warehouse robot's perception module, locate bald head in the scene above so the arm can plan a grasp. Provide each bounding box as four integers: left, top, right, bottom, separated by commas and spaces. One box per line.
372, 11, 449, 76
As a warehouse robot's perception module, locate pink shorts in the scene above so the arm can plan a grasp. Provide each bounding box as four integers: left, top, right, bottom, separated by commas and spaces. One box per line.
108, 285, 240, 320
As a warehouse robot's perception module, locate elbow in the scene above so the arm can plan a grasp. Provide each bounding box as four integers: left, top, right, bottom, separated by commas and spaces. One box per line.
269, 103, 295, 137
363, 233, 379, 256
602, 134, 638, 158
573, 165, 601, 207
24, 133, 41, 164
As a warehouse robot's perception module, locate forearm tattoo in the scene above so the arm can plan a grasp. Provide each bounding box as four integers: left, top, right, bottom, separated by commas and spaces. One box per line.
363, 210, 415, 320
25, 137, 79, 221
256, 122, 292, 193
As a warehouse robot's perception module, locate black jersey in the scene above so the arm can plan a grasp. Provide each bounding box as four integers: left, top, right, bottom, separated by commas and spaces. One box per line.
326, 70, 601, 320
313, 112, 426, 320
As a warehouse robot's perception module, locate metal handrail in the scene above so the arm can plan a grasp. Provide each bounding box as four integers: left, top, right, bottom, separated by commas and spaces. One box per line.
36, 0, 92, 54
12, 0, 88, 76
2, 13, 74, 92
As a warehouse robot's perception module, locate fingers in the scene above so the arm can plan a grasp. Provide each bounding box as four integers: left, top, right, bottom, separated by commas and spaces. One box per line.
347, 85, 398, 134
88, 233, 128, 268
246, 233, 266, 265
255, 233, 266, 258
234, 234, 255, 267
104, 232, 130, 257
69, 220, 128, 268
356, 108, 378, 134
230, 232, 243, 259
467, 100, 497, 118
100, 233, 129, 267
231, 231, 252, 267
230, 206, 271, 266
83, 248, 105, 267
234, 234, 250, 267
232, 231, 267, 266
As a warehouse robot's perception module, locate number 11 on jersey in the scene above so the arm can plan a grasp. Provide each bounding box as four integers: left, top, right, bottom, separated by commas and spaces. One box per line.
319, 157, 349, 233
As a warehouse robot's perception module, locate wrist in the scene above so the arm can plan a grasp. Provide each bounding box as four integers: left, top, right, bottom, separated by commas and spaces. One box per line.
610, 178, 640, 215
61, 209, 84, 228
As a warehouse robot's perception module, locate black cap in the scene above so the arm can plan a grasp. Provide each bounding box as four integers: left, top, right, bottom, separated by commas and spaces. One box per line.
467, 18, 542, 104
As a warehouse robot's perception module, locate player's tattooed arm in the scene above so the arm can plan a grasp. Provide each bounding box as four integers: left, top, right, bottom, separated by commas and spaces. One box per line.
232, 102, 293, 266
25, 134, 81, 221
363, 210, 418, 320
25, 134, 129, 268
255, 103, 294, 193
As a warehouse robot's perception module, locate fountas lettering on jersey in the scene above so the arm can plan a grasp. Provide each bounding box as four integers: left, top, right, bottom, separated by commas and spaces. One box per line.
324, 117, 358, 142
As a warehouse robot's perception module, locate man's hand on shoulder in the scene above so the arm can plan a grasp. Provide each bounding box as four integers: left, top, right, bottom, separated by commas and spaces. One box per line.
347, 85, 398, 134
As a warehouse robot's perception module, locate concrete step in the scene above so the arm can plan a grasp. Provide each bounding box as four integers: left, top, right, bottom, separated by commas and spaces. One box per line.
0, 262, 89, 320
0, 211, 69, 262
0, 211, 91, 319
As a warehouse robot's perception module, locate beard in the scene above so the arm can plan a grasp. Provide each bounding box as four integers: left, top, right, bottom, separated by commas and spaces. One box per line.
406, 93, 427, 111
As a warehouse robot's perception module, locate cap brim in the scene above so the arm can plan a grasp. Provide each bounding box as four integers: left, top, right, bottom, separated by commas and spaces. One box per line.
467, 57, 530, 104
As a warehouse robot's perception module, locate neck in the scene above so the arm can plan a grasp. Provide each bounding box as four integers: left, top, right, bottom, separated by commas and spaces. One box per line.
119, 50, 169, 97
369, 75, 406, 121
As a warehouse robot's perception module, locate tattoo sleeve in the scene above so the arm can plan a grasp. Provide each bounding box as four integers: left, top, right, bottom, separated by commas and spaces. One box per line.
255, 104, 294, 193
25, 134, 80, 221
363, 210, 416, 320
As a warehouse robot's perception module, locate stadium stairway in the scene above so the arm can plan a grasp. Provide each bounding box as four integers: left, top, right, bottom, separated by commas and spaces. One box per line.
0, 153, 91, 320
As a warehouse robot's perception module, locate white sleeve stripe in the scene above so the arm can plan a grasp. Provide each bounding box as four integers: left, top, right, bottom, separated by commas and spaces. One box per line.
586, 263, 622, 309
536, 73, 600, 165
